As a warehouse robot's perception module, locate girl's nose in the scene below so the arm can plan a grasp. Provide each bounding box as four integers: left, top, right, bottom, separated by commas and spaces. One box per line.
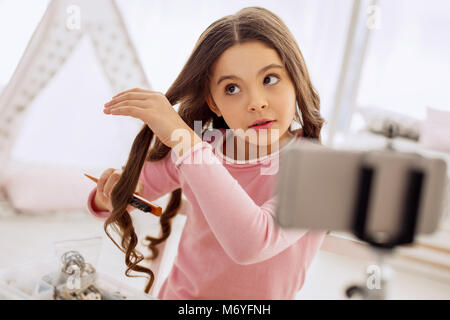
248, 103, 268, 112
247, 88, 268, 112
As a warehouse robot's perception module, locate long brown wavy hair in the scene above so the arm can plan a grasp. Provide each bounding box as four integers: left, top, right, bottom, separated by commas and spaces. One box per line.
104, 6, 325, 294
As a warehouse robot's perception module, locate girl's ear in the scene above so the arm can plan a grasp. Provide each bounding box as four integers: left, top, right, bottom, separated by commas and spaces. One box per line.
206, 94, 222, 117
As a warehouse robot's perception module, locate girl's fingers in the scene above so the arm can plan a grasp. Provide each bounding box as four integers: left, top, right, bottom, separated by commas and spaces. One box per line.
97, 168, 143, 213
98, 168, 115, 197
107, 106, 148, 120
105, 92, 152, 106
113, 88, 150, 98
103, 170, 122, 197
105, 99, 147, 110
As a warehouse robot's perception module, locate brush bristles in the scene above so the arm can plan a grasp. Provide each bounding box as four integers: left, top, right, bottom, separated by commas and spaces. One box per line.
129, 198, 152, 212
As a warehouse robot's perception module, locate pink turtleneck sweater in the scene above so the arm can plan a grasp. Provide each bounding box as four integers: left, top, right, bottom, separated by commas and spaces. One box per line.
87, 128, 326, 299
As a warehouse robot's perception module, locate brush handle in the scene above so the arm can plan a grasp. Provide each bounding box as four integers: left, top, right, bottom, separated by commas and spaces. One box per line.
84, 173, 162, 217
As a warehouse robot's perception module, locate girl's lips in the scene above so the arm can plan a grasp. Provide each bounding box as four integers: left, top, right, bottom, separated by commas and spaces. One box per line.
249, 120, 275, 130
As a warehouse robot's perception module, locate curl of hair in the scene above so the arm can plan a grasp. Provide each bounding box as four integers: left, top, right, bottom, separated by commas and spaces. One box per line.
103, 6, 325, 294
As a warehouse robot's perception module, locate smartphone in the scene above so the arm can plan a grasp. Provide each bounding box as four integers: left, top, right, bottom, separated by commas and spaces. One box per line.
274, 141, 448, 242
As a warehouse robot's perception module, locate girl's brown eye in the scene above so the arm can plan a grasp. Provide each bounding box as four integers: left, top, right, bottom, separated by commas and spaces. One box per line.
264, 74, 279, 85
225, 84, 240, 95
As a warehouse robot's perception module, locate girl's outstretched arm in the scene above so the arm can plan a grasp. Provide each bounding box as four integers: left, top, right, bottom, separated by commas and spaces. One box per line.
171, 140, 320, 266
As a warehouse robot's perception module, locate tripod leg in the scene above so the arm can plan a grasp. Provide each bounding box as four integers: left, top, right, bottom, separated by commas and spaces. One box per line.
345, 285, 367, 299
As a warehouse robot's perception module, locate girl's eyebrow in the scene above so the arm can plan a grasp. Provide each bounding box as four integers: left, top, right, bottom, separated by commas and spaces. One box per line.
216, 63, 283, 85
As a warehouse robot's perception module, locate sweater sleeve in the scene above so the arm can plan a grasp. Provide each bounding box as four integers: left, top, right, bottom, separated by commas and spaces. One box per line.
86, 152, 181, 218
170, 141, 309, 265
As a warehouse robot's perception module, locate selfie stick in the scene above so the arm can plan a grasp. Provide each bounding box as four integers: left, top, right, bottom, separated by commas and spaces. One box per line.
345, 124, 423, 299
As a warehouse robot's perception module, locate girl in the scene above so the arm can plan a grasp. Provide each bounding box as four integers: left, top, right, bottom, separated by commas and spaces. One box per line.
87, 6, 325, 299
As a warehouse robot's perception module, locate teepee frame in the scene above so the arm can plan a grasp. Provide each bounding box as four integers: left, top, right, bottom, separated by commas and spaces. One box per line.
0, 0, 150, 177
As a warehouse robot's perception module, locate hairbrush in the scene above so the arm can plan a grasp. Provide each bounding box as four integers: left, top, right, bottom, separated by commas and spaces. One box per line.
84, 173, 162, 217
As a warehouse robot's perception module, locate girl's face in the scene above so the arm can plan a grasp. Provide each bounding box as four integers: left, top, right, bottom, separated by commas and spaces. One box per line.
206, 40, 297, 147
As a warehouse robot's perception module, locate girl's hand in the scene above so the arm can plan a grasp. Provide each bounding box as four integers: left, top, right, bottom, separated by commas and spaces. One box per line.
94, 168, 144, 212
103, 88, 201, 150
